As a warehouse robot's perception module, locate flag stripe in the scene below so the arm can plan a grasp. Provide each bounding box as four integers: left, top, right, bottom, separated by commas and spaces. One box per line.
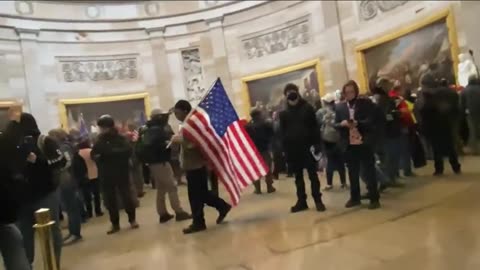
222, 131, 251, 187
182, 126, 240, 204
194, 108, 249, 189
228, 125, 260, 182
182, 78, 268, 205
232, 122, 268, 176
188, 113, 242, 195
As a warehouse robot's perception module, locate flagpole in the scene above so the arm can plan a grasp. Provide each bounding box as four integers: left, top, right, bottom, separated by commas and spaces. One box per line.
166, 77, 220, 148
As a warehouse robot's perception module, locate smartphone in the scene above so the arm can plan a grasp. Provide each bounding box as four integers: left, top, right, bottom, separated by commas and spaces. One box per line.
22, 135, 35, 153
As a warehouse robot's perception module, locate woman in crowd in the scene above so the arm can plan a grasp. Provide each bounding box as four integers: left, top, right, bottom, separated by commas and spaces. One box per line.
316, 93, 346, 190
335, 80, 380, 210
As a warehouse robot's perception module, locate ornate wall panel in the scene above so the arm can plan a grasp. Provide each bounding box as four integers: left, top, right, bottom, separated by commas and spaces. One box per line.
57, 54, 139, 82
181, 48, 206, 104
358, 1, 408, 21
241, 16, 311, 59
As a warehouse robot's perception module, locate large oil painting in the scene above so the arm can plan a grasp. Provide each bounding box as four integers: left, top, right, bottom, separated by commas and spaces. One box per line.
358, 10, 459, 92
59, 93, 150, 134
242, 59, 323, 116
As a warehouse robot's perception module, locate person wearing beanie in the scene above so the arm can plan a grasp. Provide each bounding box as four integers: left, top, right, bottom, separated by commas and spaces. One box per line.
0, 111, 31, 270
419, 77, 461, 176
136, 109, 191, 224
279, 83, 326, 213
245, 108, 276, 194
91, 115, 139, 234
15, 113, 65, 268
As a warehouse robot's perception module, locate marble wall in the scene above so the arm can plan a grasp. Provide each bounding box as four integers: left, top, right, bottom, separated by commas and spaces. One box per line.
0, 0, 479, 131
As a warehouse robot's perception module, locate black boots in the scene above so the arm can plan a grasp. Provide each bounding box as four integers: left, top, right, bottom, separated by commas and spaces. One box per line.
290, 201, 309, 213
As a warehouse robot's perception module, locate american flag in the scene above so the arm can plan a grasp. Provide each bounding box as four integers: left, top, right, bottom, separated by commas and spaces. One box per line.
78, 113, 89, 138
182, 78, 268, 205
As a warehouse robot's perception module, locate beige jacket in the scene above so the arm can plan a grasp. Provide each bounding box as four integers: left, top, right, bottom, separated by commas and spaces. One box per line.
180, 136, 205, 171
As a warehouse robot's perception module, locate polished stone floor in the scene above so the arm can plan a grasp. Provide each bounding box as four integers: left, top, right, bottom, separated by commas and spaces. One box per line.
46, 157, 480, 270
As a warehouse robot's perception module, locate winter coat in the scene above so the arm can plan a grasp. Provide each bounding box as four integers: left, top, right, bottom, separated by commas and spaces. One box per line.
279, 98, 321, 166
335, 98, 377, 151
91, 129, 132, 183
245, 119, 274, 153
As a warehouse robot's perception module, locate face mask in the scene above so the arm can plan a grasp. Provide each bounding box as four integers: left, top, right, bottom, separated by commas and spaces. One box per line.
287, 92, 299, 101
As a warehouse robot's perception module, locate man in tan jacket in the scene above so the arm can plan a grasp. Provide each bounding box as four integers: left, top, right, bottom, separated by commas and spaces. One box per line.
172, 100, 231, 234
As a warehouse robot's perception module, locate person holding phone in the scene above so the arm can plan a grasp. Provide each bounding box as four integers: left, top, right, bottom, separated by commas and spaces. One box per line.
335, 80, 380, 210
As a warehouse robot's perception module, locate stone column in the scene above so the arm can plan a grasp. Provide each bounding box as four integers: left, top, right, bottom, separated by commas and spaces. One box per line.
320, 1, 349, 91
17, 28, 50, 132
147, 27, 176, 112
206, 16, 233, 93
459, 2, 480, 64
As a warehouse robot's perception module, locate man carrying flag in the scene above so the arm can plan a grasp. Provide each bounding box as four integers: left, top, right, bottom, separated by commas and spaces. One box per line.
171, 78, 268, 234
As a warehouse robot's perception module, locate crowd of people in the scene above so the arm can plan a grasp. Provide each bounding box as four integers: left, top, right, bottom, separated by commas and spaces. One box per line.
1, 68, 478, 269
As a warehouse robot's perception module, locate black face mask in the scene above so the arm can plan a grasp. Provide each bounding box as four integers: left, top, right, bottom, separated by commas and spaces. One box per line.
287, 92, 299, 101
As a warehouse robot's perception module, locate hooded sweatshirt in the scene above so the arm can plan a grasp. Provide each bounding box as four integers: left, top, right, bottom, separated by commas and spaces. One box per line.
19, 113, 66, 203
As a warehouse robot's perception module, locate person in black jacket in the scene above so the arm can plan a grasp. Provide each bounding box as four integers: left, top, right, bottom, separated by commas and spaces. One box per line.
138, 109, 191, 224
91, 115, 139, 234
371, 79, 404, 188
0, 111, 30, 270
15, 113, 65, 268
279, 83, 326, 213
245, 108, 276, 194
420, 75, 461, 175
335, 80, 380, 210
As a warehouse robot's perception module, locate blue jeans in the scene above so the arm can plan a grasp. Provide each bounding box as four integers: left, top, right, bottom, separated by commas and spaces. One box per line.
17, 190, 62, 268
60, 182, 83, 237
0, 224, 30, 270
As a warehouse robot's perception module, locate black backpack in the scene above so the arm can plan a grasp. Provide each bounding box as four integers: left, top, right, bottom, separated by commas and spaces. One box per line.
136, 126, 170, 164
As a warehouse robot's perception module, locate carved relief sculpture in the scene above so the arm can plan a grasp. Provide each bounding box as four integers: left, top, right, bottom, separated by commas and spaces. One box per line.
241, 17, 311, 59
181, 48, 206, 104
359, 1, 408, 21
58, 54, 138, 82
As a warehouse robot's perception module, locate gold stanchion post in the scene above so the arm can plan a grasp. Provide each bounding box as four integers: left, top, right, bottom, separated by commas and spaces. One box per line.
34, 208, 58, 270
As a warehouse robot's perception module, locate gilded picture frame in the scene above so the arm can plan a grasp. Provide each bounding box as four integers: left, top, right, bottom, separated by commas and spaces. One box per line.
240, 58, 325, 117
58, 92, 151, 131
0, 100, 22, 132
355, 8, 460, 92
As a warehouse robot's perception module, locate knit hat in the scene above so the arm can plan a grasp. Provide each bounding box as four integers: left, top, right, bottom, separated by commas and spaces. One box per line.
97, 115, 115, 128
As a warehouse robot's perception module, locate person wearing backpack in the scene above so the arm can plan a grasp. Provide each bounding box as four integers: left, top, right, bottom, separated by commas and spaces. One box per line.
316, 93, 346, 190
49, 128, 83, 245
137, 109, 191, 224
15, 113, 65, 268
0, 111, 30, 270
